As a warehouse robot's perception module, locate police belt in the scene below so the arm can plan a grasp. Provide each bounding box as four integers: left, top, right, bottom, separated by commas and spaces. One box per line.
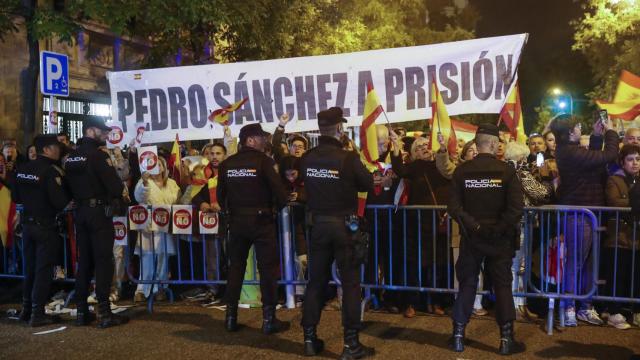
231, 208, 273, 216
23, 216, 56, 227
77, 198, 108, 208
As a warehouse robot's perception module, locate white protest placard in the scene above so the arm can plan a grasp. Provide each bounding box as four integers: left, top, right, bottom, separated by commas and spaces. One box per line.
113, 217, 128, 246
151, 206, 171, 233
199, 211, 219, 234
107, 34, 527, 144
138, 146, 159, 175
172, 205, 193, 235
106, 121, 125, 149
128, 205, 150, 231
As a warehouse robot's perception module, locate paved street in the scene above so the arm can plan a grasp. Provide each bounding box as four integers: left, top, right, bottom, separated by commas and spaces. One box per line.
1, 301, 639, 359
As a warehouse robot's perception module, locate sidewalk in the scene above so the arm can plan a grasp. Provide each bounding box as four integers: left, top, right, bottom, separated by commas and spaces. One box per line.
1, 302, 639, 359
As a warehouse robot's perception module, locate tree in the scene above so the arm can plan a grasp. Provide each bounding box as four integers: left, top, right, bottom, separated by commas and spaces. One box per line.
573, 0, 640, 101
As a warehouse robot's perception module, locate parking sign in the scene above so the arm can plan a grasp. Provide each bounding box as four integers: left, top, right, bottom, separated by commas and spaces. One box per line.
40, 51, 69, 96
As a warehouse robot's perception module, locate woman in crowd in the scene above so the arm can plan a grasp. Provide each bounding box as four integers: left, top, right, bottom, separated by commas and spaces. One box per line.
133, 157, 181, 302
604, 144, 640, 329
26, 145, 37, 161
504, 141, 552, 321
543, 131, 556, 159
391, 133, 451, 317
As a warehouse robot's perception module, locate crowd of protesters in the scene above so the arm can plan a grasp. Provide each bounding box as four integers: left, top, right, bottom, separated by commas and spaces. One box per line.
1, 111, 640, 331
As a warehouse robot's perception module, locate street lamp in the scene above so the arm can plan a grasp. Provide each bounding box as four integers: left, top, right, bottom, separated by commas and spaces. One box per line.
550, 87, 574, 115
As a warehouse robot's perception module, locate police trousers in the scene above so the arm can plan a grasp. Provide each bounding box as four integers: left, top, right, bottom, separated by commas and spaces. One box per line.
452, 238, 516, 326
224, 214, 279, 307
23, 223, 59, 306
74, 206, 115, 305
302, 219, 362, 330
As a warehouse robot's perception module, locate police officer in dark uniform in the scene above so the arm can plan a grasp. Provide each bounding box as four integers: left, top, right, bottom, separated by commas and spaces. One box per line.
300, 107, 375, 359
447, 124, 524, 355
64, 118, 128, 328
217, 123, 288, 334
13, 135, 70, 327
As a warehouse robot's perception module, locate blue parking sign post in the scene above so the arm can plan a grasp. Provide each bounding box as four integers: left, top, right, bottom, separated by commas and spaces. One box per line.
40, 51, 69, 97
40, 51, 69, 133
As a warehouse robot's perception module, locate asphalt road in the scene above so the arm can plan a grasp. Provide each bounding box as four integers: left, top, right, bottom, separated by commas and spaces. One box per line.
1, 302, 639, 360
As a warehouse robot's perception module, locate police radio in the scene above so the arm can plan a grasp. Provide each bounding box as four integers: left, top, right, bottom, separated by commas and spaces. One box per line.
345, 214, 360, 232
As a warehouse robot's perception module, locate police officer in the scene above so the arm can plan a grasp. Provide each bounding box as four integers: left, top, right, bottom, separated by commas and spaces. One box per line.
64, 118, 128, 328
13, 135, 70, 327
447, 124, 525, 355
300, 107, 375, 359
217, 123, 288, 334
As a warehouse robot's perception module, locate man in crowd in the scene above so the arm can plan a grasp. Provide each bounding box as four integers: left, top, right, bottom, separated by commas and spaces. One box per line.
300, 107, 375, 359
526, 133, 547, 164
272, 113, 308, 161
217, 123, 288, 334
623, 127, 640, 146
448, 124, 525, 355
64, 118, 129, 328
13, 135, 70, 327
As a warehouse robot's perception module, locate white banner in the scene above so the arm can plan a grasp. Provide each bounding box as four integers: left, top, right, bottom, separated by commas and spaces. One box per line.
107, 34, 527, 144
198, 211, 219, 235
113, 217, 128, 246
138, 146, 159, 175
172, 205, 193, 235
151, 205, 171, 233
128, 205, 150, 231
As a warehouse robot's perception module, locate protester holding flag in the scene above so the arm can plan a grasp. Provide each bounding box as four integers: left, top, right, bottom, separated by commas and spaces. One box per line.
272, 113, 308, 162
133, 157, 181, 303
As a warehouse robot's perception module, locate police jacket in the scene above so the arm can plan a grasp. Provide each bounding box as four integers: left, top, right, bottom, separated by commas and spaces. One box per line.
13, 156, 70, 220
447, 153, 523, 233
63, 137, 124, 203
217, 146, 287, 214
300, 136, 373, 216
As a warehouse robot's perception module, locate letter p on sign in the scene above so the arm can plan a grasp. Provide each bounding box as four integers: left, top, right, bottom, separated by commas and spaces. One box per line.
40, 51, 69, 97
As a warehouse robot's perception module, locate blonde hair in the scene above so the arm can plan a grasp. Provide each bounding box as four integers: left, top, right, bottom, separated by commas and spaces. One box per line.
504, 141, 530, 162
410, 137, 430, 160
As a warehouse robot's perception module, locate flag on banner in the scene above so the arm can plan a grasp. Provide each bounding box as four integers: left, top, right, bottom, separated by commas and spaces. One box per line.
596, 70, 640, 121
429, 81, 457, 154
0, 182, 16, 248
499, 81, 526, 144
360, 82, 383, 172
168, 134, 181, 183
208, 98, 249, 126
128, 205, 150, 231
172, 205, 193, 235
113, 217, 128, 246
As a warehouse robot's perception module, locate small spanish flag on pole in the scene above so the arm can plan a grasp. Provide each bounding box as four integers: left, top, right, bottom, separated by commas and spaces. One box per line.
168, 134, 182, 185
429, 80, 457, 153
208, 98, 249, 126
499, 80, 527, 144
357, 83, 384, 216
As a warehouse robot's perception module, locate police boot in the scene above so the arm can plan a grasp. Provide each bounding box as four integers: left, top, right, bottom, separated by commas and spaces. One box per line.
75, 302, 96, 326
96, 301, 129, 329
225, 303, 239, 332
498, 322, 526, 355
262, 305, 288, 335
303, 326, 324, 356
449, 321, 466, 352
29, 304, 60, 327
18, 299, 32, 322
339, 328, 374, 360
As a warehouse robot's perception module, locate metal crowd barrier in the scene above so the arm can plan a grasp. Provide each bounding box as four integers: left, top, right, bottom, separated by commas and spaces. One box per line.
1, 204, 639, 333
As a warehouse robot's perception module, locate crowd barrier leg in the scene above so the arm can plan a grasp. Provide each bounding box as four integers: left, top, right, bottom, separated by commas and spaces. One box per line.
280, 207, 296, 309
546, 298, 555, 335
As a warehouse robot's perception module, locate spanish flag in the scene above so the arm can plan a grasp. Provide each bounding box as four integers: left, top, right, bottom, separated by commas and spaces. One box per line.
208, 98, 249, 126
0, 181, 16, 248
168, 134, 182, 185
596, 70, 640, 121
359, 82, 383, 172
499, 81, 527, 144
429, 80, 457, 153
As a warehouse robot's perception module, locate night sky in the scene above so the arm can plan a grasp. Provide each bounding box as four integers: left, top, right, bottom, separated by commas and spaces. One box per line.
474, 0, 593, 128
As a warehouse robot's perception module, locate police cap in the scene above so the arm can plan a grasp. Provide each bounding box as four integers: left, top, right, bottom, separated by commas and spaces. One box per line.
475, 123, 500, 138
239, 123, 269, 145
317, 107, 347, 127
82, 118, 112, 133
34, 134, 62, 153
